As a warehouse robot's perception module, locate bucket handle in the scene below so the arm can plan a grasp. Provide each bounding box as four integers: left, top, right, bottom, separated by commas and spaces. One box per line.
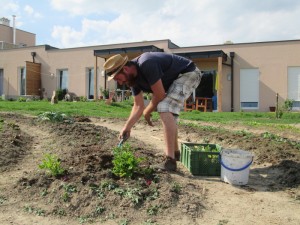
219, 154, 253, 172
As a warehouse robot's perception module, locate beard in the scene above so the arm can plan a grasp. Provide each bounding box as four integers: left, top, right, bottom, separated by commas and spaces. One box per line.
125, 73, 137, 87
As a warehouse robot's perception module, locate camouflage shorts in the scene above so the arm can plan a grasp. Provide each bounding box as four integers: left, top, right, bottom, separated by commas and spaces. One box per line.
157, 68, 202, 115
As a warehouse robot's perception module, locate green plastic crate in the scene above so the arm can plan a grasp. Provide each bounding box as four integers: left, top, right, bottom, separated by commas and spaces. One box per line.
180, 143, 221, 176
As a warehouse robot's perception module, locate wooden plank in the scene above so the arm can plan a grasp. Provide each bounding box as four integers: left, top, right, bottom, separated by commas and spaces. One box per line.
26, 61, 41, 96
217, 57, 223, 112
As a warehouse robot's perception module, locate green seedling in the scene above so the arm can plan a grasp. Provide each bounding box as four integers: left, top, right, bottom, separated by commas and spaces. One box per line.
63, 184, 77, 193
147, 204, 161, 216
38, 111, 73, 123
119, 219, 129, 225
170, 182, 182, 194
38, 153, 65, 177
53, 208, 66, 216
0, 195, 7, 204
40, 189, 49, 197
94, 206, 106, 216
114, 187, 143, 205
89, 183, 106, 199
112, 143, 144, 178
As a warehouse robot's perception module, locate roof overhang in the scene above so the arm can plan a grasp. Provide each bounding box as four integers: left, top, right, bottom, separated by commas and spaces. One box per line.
94, 45, 164, 59
175, 50, 227, 61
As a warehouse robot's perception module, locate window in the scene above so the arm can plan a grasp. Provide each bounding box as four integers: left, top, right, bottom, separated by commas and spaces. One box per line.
288, 67, 300, 109
20, 67, 26, 95
59, 70, 68, 90
0, 69, 3, 96
87, 68, 94, 99
240, 69, 259, 109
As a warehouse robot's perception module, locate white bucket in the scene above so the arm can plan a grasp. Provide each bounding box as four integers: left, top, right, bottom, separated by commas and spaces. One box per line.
220, 149, 254, 185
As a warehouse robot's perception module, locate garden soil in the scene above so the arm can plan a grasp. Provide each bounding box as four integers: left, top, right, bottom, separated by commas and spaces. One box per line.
0, 112, 299, 225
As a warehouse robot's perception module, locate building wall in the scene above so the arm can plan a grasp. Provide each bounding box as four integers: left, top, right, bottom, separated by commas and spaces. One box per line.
0, 39, 299, 112
0, 24, 36, 47
173, 40, 300, 111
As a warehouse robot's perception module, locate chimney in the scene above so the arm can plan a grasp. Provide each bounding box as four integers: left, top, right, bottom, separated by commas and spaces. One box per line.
12, 15, 16, 45
0, 17, 10, 26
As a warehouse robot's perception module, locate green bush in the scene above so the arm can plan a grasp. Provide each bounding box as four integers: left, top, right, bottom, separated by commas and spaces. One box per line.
38, 153, 65, 177
56, 88, 68, 101
37, 111, 74, 123
18, 97, 26, 102
79, 96, 87, 102
112, 143, 144, 178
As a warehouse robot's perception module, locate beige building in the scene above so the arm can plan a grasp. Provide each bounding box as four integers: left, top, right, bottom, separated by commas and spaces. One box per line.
0, 30, 300, 112
0, 17, 36, 49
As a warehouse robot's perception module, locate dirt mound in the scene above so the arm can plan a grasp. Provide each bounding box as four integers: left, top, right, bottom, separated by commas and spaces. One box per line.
0, 117, 32, 172
1, 114, 204, 224
275, 160, 300, 187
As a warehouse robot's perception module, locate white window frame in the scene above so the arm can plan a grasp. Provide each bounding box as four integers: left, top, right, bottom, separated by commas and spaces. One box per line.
19, 67, 26, 95
287, 66, 300, 110
240, 68, 259, 110
86, 68, 94, 100
58, 69, 68, 90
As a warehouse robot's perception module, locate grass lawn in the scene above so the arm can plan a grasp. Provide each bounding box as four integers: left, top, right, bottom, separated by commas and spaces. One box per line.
0, 100, 299, 131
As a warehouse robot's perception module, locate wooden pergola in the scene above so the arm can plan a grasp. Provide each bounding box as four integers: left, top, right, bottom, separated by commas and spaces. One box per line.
93, 45, 164, 100
175, 50, 231, 112
93, 47, 234, 112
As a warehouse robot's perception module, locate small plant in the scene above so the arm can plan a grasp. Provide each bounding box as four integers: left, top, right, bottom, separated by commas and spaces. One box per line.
284, 98, 293, 111
79, 96, 87, 102
119, 219, 129, 225
63, 183, 77, 193
62, 192, 70, 202
147, 204, 161, 216
100, 179, 118, 190
18, 97, 26, 102
0, 195, 7, 204
143, 219, 159, 225
94, 205, 106, 216
89, 183, 105, 199
40, 189, 49, 197
62, 183, 77, 202
112, 143, 144, 178
100, 87, 109, 99
24, 205, 45, 216
38, 111, 72, 123
170, 182, 182, 194
38, 153, 65, 177
53, 208, 66, 216
146, 188, 159, 201
56, 88, 68, 101
114, 187, 143, 205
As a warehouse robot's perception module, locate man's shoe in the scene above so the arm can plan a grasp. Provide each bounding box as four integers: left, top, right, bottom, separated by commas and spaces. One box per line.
175, 150, 181, 161
151, 157, 177, 171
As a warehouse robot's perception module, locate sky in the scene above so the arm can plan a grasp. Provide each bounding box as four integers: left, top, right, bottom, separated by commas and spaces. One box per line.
1, 0, 300, 49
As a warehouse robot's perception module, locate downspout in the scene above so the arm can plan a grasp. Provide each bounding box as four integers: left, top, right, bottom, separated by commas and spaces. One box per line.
12, 15, 16, 45
230, 52, 235, 112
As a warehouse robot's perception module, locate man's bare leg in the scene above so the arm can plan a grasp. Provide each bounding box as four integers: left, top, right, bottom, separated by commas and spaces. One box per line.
160, 112, 177, 159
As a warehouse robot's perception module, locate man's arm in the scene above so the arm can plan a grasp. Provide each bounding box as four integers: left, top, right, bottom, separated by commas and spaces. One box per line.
143, 79, 166, 125
120, 91, 144, 139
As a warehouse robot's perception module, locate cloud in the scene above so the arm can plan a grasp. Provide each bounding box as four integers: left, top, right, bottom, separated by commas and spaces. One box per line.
52, 25, 86, 47
48, 0, 300, 48
24, 5, 42, 18
0, 0, 20, 17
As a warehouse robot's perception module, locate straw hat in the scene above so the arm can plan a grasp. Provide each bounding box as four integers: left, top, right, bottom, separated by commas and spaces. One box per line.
103, 54, 128, 81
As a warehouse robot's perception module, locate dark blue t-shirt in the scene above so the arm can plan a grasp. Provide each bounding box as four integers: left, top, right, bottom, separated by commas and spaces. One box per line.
131, 52, 195, 96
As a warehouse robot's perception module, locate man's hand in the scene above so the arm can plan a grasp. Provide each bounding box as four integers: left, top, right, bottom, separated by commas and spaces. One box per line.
143, 110, 153, 126
119, 129, 130, 141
